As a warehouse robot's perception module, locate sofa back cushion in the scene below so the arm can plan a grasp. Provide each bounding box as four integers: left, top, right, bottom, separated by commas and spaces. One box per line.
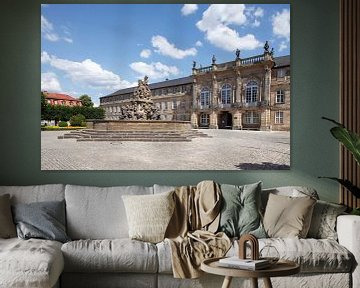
261, 186, 319, 213
65, 185, 153, 239
0, 184, 65, 204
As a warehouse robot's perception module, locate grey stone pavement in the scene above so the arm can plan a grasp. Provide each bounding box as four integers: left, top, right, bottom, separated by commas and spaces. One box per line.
41, 130, 290, 170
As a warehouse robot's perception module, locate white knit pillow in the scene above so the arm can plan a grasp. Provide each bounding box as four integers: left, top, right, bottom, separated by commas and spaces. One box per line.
122, 191, 175, 243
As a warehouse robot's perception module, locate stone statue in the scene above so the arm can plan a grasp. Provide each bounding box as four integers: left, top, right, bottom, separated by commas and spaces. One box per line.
119, 76, 160, 121
192, 61, 196, 69
212, 55, 216, 65
236, 49, 240, 59
264, 41, 270, 53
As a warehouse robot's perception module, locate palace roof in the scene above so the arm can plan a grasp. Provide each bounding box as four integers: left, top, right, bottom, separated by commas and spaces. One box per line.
43, 92, 81, 102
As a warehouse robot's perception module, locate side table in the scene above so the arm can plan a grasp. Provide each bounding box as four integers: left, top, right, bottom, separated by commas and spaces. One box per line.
201, 257, 300, 288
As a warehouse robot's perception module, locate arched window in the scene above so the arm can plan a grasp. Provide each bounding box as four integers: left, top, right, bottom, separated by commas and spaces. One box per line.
221, 84, 232, 104
200, 87, 210, 107
245, 80, 258, 103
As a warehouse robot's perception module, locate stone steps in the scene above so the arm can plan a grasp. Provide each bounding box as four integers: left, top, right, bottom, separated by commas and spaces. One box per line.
58, 129, 210, 142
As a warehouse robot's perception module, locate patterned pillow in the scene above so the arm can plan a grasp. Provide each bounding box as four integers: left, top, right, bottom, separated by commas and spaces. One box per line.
307, 200, 347, 240
122, 191, 175, 243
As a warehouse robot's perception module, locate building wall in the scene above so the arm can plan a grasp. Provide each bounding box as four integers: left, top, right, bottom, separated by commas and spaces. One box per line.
101, 55, 290, 131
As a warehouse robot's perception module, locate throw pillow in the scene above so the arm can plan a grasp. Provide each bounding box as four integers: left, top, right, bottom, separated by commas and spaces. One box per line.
12, 200, 70, 243
122, 190, 175, 243
263, 193, 316, 238
0, 194, 17, 238
307, 200, 347, 240
218, 182, 266, 238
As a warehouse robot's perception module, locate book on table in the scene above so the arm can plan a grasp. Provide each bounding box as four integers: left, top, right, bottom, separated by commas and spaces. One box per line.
218, 257, 271, 270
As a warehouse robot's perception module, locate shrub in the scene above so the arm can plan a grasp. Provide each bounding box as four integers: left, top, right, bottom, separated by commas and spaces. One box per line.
70, 114, 86, 127
58, 121, 68, 127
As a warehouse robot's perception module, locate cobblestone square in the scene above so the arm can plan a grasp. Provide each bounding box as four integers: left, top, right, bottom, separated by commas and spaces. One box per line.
41, 130, 290, 170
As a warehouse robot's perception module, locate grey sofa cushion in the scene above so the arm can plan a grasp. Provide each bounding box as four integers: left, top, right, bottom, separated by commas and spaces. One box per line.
65, 185, 153, 239
0, 238, 64, 288
0, 184, 65, 204
158, 237, 353, 275
12, 200, 70, 243
62, 239, 158, 273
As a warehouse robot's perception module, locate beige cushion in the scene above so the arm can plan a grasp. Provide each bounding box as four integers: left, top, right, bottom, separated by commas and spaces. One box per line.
0, 194, 16, 238
122, 191, 175, 243
263, 193, 316, 238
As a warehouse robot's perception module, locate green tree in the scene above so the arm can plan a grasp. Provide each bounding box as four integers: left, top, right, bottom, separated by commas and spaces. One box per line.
70, 114, 86, 126
79, 94, 94, 107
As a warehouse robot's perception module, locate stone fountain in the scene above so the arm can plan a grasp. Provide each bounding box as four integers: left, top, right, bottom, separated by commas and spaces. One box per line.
58, 76, 210, 142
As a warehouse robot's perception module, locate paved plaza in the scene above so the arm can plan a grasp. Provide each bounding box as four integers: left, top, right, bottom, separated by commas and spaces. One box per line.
41, 130, 290, 170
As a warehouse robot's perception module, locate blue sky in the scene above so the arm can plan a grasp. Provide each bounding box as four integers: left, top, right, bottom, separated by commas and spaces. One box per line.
41, 4, 290, 106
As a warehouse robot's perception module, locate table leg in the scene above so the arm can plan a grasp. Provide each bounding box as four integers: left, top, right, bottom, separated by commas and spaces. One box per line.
251, 278, 258, 288
221, 276, 233, 288
263, 277, 273, 288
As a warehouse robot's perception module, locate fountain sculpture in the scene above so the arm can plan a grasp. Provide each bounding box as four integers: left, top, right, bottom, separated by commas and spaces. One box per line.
119, 76, 160, 120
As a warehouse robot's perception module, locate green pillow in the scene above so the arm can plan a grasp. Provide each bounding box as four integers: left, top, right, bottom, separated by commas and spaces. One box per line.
218, 182, 266, 238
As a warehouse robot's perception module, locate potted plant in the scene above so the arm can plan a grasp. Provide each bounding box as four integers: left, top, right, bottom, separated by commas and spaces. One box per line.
320, 117, 360, 215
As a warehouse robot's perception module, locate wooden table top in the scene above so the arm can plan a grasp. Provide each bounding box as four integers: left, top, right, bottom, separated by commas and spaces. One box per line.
201, 257, 300, 278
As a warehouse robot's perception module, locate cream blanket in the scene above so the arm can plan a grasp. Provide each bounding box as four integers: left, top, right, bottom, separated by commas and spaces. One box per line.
165, 181, 231, 278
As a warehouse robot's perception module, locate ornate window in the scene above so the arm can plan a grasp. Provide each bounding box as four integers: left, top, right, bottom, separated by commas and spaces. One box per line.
200, 113, 210, 126
245, 81, 258, 103
276, 90, 285, 103
275, 111, 284, 124
200, 87, 210, 106
244, 111, 260, 124
220, 83, 232, 104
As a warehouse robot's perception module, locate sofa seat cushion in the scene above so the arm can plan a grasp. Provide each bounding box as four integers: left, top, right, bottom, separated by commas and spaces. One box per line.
157, 238, 354, 274
228, 238, 354, 273
62, 239, 158, 273
0, 238, 64, 288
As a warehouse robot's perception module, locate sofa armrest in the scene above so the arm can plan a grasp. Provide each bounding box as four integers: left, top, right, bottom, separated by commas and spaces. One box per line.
337, 215, 360, 288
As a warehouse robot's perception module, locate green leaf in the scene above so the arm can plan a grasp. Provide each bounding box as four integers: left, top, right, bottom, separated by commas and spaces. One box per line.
330, 126, 360, 165
319, 177, 360, 198
322, 117, 360, 165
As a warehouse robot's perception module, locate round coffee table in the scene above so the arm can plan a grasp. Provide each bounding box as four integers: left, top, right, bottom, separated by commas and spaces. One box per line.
201, 257, 300, 288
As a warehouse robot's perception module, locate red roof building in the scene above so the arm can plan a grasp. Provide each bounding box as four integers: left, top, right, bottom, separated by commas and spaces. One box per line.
43, 92, 82, 106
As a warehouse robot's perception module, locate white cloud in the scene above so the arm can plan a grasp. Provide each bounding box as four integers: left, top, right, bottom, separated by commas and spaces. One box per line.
41, 15, 60, 42
252, 19, 261, 27
140, 49, 152, 58
272, 9, 290, 40
41, 51, 132, 90
129, 61, 179, 80
254, 7, 264, 18
279, 41, 288, 52
181, 4, 198, 16
195, 40, 203, 47
196, 4, 262, 51
151, 35, 197, 59
41, 15, 73, 43
41, 72, 62, 91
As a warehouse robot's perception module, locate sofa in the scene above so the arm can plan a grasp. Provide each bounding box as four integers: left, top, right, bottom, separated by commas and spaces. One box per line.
0, 183, 359, 288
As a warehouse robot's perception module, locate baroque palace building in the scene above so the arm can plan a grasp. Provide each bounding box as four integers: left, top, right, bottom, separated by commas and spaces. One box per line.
100, 46, 290, 131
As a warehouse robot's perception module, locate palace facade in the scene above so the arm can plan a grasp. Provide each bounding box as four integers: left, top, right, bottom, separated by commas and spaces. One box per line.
100, 49, 290, 131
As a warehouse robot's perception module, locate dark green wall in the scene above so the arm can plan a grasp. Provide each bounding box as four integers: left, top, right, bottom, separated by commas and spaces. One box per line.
0, 0, 340, 203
